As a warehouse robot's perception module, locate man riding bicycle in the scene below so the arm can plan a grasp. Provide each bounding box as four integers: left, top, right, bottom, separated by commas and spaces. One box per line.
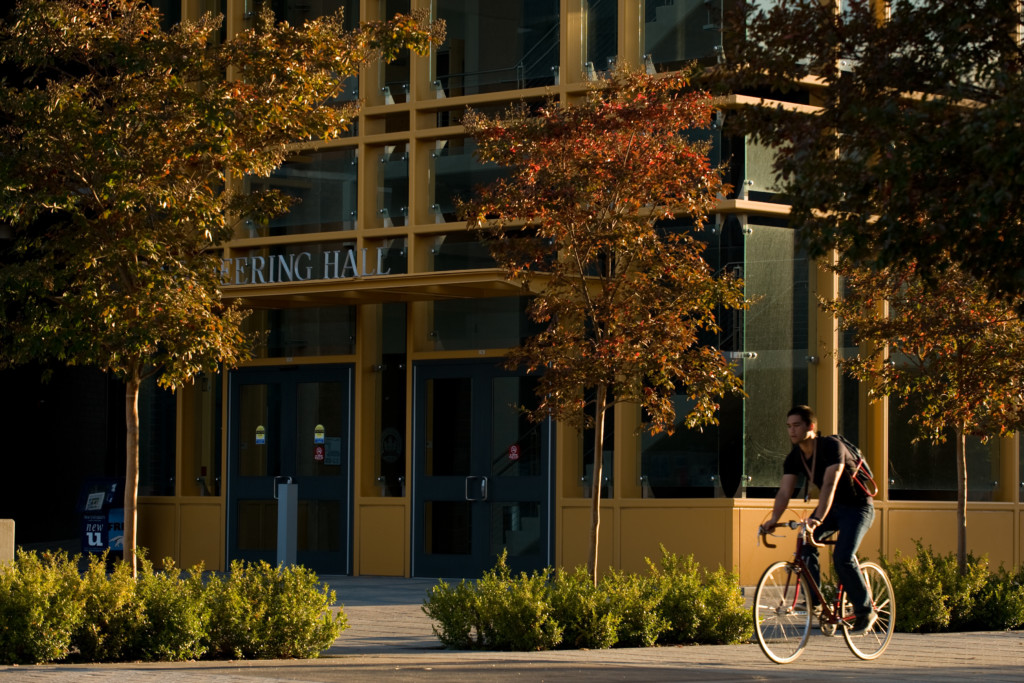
758, 405, 877, 635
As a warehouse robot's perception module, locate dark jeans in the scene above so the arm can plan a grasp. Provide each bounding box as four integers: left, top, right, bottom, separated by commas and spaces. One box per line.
800, 501, 875, 616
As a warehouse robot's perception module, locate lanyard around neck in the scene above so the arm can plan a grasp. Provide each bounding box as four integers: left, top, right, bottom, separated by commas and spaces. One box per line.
801, 439, 817, 503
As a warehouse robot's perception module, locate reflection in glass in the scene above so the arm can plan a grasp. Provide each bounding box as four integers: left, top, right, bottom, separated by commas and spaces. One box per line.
239, 384, 275, 477
152, 0, 181, 29
382, 0, 410, 103
490, 502, 541, 557
378, 143, 408, 226
838, 281, 861, 440
742, 220, 809, 493
428, 232, 495, 271
244, 306, 356, 358
643, 0, 723, 71
888, 381, 1000, 501
583, 0, 617, 74
295, 382, 345, 478
430, 296, 533, 351
185, 373, 222, 497
641, 395, 719, 498
429, 138, 511, 222
138, 376, 176, 496
244, 148, 358, 236
490, 377, 542, 478
433, 0, 559, 96
370, 238, 408, 275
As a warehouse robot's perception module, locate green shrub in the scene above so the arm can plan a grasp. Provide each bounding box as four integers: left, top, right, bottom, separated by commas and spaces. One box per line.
694, 566, 753, 644
648, 547, 752, 645
73, 553, 145, 662
0, 550, 85, 664
647, 549, 702, 644
548, 566, 619, 649
473, 552, 561, 651
881, 541, 989, 633
422, 578, 479, 649
205, 560, 345, 659
135, 556, 210, 661
967, 565, 1024, 631
601, 568, 668, 648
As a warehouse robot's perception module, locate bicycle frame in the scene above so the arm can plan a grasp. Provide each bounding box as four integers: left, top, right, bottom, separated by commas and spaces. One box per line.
761, 520, 852, 632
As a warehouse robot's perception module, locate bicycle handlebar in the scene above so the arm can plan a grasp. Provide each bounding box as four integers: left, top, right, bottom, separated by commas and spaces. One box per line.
757, 519, 829, 549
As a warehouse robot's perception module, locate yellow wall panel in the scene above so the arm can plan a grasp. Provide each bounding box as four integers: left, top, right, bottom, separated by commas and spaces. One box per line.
179, 503, 224, 571
138, 502, 177, 568
358, 504, 407, 576
967, 510, 1015, 570
618, 506, 731, 575
559, 505, 614, 573
886, 507, 1015, 568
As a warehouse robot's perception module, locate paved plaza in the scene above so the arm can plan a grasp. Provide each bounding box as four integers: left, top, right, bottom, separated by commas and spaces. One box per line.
1, 576, 1021, 681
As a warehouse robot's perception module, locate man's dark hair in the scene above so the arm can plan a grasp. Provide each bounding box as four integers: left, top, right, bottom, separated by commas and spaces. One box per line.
787, 405, 817, 427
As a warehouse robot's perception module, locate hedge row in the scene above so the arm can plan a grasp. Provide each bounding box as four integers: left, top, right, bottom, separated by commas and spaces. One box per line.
882, 541, 1024, 633
0, 550, 346, 665
422, 547, 753, 651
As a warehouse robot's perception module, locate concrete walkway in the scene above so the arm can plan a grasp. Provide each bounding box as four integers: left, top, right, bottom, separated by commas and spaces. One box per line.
2, 575, 1022, 681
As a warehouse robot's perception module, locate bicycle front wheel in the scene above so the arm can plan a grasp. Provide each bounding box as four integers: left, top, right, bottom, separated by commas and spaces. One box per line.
840, 561, 895, 660
753, 561, 812, 664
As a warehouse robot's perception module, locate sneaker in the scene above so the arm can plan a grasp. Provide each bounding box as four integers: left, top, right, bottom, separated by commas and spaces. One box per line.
848, 611, 878, 635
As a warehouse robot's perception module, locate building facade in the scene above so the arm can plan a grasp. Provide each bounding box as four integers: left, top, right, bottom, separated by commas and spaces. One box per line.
104, 0, 1024, 583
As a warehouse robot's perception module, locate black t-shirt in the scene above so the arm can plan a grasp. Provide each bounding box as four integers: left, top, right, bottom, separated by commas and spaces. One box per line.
783, 434, 870, 507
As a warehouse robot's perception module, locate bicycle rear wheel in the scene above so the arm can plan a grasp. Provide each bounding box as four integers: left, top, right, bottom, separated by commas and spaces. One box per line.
753, 561, 812, 663
840, 561, 895, 660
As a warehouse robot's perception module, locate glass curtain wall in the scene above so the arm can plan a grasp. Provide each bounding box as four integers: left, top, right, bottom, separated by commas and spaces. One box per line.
138, 377, 177, 496
638, 219, 738, 498
888, 378, 1001, 501
242, 306, 356, 358
643, 0, 723, 71
584, 0, 618, 73
381, 0, 411, 102
245, 148, 358, 236
432, 0, 559, 96
428, 137, 510, 224
742, 219, 810, 496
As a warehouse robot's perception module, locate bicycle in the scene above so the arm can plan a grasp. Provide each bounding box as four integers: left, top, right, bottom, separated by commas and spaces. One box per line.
753, 519, 895, 664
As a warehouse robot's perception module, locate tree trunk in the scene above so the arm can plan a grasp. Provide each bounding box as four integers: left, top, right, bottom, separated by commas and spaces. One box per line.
588, 383, 608, 587
955, 426, 967, 576
124, 371, 141, 578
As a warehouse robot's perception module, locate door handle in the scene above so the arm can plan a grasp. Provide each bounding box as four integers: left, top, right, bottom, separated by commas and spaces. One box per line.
465, 475, 489, 501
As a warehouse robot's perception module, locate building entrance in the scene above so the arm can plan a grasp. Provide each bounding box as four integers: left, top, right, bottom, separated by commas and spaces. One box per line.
412, 360, 552, 577
227, 365, 352, 573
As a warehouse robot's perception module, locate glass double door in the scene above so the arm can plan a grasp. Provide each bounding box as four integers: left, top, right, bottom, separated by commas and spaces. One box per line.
412, 361, 552, 577
227, 365, 352, 573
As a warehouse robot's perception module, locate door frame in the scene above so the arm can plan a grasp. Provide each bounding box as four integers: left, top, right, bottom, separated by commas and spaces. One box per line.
225, 364, 354, 573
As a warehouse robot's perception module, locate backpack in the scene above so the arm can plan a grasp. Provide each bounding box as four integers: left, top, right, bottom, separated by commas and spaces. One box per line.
832, 434, 879, 498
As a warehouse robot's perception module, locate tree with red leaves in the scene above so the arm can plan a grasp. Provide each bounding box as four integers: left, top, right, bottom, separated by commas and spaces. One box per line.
464, 66, 747, 584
